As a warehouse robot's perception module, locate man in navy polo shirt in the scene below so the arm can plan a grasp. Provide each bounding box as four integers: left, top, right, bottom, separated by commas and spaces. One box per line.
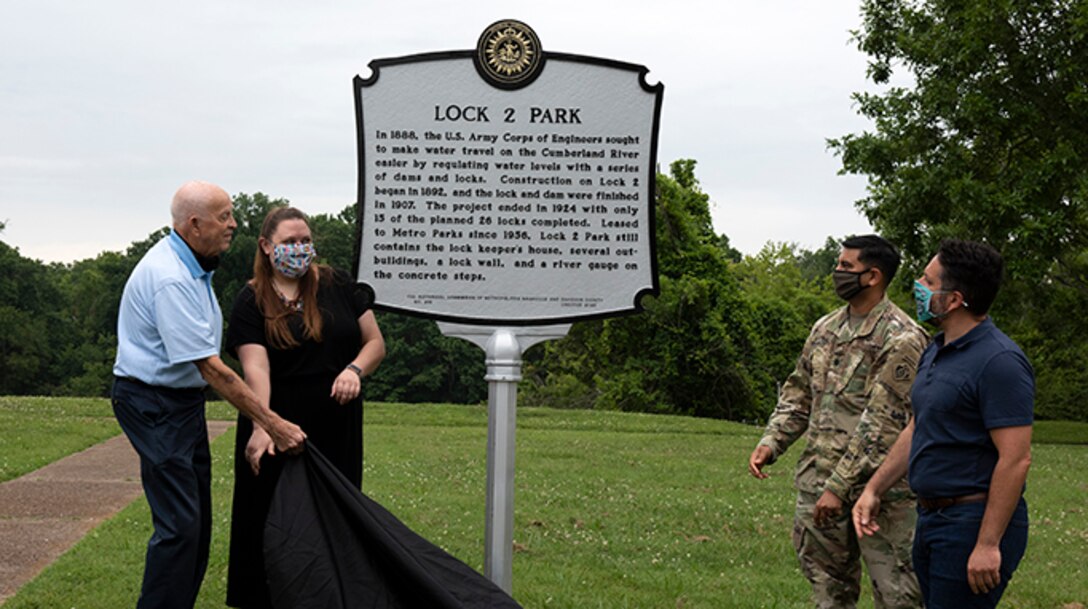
852, 239, 1034, 608
113, 181, 307, 609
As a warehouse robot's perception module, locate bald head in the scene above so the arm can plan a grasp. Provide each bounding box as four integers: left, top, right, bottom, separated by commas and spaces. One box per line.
171, 181, 231, 228
171, 181, 237, 257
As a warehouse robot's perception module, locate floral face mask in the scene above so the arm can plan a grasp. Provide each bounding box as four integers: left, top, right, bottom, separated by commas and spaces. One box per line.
272, 242, 316, 278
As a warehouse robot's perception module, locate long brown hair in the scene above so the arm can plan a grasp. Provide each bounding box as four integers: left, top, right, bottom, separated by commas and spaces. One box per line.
250, 207, 327, 349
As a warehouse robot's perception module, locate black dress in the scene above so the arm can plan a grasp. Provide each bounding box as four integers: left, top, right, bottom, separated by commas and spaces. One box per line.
225, 268, 371, 609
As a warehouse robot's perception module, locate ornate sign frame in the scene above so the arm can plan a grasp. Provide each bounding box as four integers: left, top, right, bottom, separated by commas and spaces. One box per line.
353, 20, 663, 326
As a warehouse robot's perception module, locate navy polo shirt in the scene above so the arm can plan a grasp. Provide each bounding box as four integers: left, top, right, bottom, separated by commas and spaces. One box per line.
908, 318, 1034, 498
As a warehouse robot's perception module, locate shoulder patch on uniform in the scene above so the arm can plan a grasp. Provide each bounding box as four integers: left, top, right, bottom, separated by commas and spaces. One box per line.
895, 364, 910, 381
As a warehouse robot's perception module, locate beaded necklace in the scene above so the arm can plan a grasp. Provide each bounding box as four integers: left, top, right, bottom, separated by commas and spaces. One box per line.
274, 285, 304, 312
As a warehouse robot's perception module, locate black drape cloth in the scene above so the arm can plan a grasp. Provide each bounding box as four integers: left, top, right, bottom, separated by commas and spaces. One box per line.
264, 446, 523, 609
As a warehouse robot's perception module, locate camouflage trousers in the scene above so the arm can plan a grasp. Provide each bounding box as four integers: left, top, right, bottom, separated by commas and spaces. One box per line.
792, 490, 922, 609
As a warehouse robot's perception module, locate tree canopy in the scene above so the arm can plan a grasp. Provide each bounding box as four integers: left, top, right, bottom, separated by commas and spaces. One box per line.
830, 0, 1088, 419
521, 161, 841, 422
830, 0, 1088, 281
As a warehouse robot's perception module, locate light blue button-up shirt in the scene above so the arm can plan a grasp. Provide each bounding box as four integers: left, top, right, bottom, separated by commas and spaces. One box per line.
113, 231, 222, 388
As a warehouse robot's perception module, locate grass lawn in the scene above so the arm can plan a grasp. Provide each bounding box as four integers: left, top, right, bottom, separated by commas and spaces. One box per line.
1, 398, 1086, 608
0, 396, 123, 483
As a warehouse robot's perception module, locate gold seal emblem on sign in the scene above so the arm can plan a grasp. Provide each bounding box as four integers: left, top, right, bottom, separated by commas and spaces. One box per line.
475, 20, 544, 89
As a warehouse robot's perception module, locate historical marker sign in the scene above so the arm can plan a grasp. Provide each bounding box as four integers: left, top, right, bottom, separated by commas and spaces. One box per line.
354, 20, 663, 325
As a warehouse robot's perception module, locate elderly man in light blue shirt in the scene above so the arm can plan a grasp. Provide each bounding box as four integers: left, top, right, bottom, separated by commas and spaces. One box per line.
112, 181, 306, 609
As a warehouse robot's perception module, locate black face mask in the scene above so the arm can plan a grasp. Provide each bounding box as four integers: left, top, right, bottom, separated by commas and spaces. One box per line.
832, 268, 871, 301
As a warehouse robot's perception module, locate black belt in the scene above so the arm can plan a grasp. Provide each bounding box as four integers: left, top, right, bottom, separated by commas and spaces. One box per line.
115, 375, 153, 388
918, 492, 988, 511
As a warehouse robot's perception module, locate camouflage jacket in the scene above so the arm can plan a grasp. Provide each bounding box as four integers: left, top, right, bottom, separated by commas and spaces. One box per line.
758, 297, 928, 503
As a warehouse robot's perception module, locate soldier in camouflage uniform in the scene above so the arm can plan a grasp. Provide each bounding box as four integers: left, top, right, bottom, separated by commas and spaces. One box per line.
748, 235, 927, 609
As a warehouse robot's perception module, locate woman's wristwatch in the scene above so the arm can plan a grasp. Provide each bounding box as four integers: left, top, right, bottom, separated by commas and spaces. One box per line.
346, 363, 365, 378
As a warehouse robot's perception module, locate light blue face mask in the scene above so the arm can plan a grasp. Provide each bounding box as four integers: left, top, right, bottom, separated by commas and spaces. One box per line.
913, 281, 942, 321
913, 280, 965, 322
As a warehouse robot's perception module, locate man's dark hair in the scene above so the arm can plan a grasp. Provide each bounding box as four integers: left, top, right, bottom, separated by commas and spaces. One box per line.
936, 239, 1004, 315
841, 234, 901, 285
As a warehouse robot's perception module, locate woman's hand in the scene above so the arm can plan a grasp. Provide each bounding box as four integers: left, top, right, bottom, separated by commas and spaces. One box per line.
330, 368, 362, 404
246, 426, 276, 475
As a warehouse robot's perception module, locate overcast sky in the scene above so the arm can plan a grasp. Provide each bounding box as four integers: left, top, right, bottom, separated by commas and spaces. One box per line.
1, 1, 883, 263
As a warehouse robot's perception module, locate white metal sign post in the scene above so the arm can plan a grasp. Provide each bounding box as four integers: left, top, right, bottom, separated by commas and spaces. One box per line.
353, 20, 662, 594
436, 323, 570, 591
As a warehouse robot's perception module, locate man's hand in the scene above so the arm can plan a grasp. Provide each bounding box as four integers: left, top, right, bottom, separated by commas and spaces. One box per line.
967, 543, 1002, 595
748, 445, 773, 479
245, 426, 275, 476
852, 487, 883, 537
813, 490, 844, 527
265, 416, 306, 454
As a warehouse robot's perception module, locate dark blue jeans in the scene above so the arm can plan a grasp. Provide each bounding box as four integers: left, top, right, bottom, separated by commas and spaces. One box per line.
913, 498, 1029, 609
112, 378, 212, 609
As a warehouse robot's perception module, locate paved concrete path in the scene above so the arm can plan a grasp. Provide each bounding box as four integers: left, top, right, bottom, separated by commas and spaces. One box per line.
0, 420, 233, 605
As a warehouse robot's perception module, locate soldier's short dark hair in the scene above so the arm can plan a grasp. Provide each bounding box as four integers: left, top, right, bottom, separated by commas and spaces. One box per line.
841, 234, 901, 285
936, 239, 1004, 315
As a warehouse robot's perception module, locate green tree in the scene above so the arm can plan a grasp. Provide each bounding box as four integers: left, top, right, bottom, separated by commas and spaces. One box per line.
362, 313, 486, 404
734, 243, 841, 385
830, 0, 1088, 420
0, 241, 67, 394
831, 0, 1087, 278
796, 236, 841, 283
54, 251, 133, 395
310, 204, 359, 271
0, 305, 51, 394
524, 160, 775, 421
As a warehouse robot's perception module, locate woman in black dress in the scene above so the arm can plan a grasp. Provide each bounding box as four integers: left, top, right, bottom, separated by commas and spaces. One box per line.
225, 206, 385, 608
